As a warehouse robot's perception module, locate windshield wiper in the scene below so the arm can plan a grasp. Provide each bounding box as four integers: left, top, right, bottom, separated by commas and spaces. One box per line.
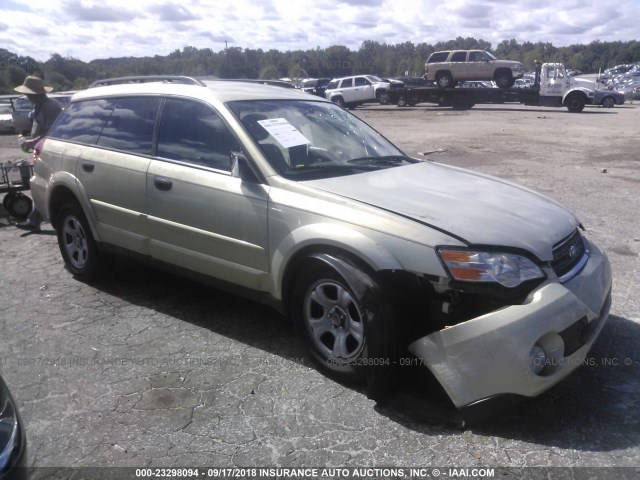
283, 164, 374, 173
347, 155, 411, 165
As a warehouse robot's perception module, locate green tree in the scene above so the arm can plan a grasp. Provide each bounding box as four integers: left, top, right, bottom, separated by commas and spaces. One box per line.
45, 71, 72, 91
288, 64, 308, 80
259, 65, 280, 79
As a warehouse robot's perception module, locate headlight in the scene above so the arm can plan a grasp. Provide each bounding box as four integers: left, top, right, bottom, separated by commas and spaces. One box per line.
438, 248, 545, 288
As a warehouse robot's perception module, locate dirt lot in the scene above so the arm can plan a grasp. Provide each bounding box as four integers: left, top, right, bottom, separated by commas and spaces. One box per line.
0, 101, 639, 477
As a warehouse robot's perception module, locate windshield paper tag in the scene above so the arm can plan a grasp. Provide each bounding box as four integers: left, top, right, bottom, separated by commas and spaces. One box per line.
258, 118, 310, 148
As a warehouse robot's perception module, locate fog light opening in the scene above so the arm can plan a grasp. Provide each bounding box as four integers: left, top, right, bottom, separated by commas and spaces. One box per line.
529, 345, 547, 375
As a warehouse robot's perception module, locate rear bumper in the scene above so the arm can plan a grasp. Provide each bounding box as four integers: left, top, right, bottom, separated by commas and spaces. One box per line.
408, 240, 612, 409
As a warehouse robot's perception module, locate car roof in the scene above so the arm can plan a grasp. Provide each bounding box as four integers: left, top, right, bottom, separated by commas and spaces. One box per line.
70, 80, 321, 104
432, 49, 485, 54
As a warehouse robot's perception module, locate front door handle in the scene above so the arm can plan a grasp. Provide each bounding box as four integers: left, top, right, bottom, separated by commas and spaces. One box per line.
81, 161, 94, 172
154, 177, 173, 191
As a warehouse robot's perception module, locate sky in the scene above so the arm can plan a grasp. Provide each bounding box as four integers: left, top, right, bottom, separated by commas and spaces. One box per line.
1, 0, 640, 63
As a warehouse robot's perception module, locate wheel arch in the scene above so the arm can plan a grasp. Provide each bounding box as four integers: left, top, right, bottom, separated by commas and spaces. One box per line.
562, 89, 589, 112
47, 178, 102, 242
601, 95, 615, 107
282, 240, 441, 401
330, 95, 345, 107
48, 185, 81, 229
274, 225, 404, 306
435, 69, 452, 78
493, 67, 513, 79
433, 68, 457, 87
563, 88, 588, 100
493, 68, 515, 88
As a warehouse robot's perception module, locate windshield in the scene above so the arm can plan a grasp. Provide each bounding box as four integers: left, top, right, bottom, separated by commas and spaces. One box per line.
228, 99, 414, 180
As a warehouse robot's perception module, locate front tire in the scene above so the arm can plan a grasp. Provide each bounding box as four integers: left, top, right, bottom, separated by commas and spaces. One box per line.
565, 93, 586, 112
55, 202, 110, 281
291, 258, 397, 397
293, 263, 367, 380
377, 91, 390, 105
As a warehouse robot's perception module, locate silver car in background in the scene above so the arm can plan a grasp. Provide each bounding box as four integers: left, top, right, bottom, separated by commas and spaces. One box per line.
30, 77, 612, 422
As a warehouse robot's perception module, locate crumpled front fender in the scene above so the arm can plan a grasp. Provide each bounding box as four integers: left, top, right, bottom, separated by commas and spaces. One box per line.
408, 241, 612, 409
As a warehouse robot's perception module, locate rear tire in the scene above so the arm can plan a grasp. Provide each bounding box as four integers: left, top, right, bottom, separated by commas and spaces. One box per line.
495, 71, 514, 89
55, 202, 110, 281
601, 96, 615, 108
436, 72, 453, 89
332, 96, 346, 108
6, 192, 32, 219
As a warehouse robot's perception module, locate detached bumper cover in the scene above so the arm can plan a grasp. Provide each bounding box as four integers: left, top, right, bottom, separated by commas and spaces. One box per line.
408, 240, 612, 409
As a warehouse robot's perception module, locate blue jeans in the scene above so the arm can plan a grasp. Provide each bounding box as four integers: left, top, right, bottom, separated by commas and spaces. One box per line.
26, 205, 43, 227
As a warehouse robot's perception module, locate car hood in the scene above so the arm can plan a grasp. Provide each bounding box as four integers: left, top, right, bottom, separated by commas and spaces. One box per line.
305, 162, 578, 261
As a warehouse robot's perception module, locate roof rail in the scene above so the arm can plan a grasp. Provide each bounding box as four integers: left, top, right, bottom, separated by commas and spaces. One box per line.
89, 75, 206, 88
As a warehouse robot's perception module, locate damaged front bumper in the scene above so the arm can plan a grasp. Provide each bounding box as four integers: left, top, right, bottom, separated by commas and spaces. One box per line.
408, 240, 612, 414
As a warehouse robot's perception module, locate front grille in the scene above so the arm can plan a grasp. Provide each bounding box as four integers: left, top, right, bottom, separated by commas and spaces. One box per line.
550, 229, 587, 280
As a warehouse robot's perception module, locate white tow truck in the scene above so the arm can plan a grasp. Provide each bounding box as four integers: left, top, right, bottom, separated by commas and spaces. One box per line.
392, 63, 595, 112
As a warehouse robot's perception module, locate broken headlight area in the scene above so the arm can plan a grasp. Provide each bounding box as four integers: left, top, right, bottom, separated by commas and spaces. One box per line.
380, 268, 545, 342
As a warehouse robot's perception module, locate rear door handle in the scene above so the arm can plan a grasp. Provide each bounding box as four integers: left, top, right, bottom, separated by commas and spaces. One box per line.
81, 161, 94, 172
154, 176, 173, 191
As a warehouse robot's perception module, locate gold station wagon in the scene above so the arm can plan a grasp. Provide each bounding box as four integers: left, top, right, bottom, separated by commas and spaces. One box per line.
30, 76, 611, 422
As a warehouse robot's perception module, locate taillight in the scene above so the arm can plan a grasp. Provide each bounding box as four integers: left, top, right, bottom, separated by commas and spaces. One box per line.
33, 138, 46, 159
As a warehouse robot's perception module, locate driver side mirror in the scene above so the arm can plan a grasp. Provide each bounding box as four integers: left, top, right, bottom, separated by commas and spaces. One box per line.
231, 151, 261, 183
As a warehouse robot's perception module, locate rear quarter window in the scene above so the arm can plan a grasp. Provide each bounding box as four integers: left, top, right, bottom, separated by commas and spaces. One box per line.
427, 52, 449, 63
48, 99, 115, 144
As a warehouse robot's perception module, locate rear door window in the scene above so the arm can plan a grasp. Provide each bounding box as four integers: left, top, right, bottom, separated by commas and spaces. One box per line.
339, 78, 354, 88
96, 97, 161, 155
450, 52, 467, 62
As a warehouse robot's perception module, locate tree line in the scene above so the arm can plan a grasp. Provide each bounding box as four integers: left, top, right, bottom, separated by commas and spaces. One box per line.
1, 37, 639, 94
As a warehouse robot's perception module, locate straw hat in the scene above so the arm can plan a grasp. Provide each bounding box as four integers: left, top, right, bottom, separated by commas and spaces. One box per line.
14, 76, 53, 94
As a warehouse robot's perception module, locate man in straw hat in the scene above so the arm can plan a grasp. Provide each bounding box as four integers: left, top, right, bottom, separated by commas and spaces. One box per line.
13, 75, 62, 232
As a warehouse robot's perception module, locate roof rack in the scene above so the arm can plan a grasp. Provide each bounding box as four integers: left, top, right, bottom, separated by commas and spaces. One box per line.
89, 75, 206, 88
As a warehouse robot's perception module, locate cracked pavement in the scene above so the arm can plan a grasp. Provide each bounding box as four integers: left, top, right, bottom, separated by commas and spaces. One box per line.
0, 102, 639, 475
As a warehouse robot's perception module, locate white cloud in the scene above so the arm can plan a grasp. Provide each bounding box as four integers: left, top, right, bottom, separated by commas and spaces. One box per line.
1, 0, 639, 62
